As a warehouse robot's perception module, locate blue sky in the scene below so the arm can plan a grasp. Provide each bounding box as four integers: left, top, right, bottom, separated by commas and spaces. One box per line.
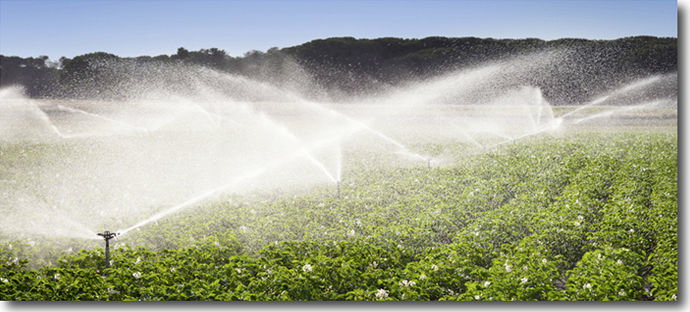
0, 0, 677, 59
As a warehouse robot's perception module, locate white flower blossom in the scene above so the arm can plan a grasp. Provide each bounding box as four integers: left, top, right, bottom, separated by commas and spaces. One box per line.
671, 294, 677, 300
132, 272, 142, 279
0, 277, 8, 283
239, 226, 248, 232
54, 273, 60, 280
302, 263, 313, 272
170, 267, 176, 273
577, 215, 584, 221
616, 259, 624, 266
521, 277, 528, 284
371, 261, 378, 269
628, 228, 635, 233
583, 283, 592, 290
474, 294, 482, 300
134, 257, 141, 265
574, 221, 581, 227
542, 258, 548, 264
618, 290, 626, 296
484, 281, 491, 287
419, 274, 427, 280
107, 287, 119, 295
375, 288, 389, 298
347, 230, 355, 237
399, 280, 416, 287
214, 241, 221, 247
505, 264, 513, 273
430, 264, 439, 272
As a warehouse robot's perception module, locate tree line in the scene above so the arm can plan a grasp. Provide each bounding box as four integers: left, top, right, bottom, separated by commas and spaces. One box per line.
0, 36, 677, 104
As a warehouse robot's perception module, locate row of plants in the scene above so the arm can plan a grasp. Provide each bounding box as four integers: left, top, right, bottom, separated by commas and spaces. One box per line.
0, 131, 677, 300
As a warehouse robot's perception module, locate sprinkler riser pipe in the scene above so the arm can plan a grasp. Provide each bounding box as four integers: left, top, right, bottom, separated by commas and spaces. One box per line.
105, 239, 110, 268
97, 231, 118, 269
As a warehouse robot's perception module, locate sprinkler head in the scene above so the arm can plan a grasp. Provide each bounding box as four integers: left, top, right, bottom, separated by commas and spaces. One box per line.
97, 230, 119, 269
97, 230, 119, 241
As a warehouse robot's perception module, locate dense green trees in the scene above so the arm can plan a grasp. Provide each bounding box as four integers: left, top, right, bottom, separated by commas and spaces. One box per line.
0, 36, 677, 103
0, 55, 59, 97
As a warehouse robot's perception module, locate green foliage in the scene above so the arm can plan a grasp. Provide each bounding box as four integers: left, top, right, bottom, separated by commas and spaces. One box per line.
0, 132, 677, 301
1, 36, 677, 102
459, 241, 568, 301
0, 55, 59, 97
565, 248, 645, 300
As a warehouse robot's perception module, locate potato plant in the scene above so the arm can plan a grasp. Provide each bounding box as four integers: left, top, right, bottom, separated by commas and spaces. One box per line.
0, 131, 677, 301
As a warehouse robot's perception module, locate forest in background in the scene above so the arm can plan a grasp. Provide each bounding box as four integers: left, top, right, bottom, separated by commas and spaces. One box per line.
0, 36, 677, 105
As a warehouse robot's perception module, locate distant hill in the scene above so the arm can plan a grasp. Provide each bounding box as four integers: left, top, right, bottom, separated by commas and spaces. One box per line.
0, 36, 677, 105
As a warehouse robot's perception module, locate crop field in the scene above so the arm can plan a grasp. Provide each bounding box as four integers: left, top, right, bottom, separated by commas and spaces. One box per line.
0, 0, 680, 303
0, 128, 677, 301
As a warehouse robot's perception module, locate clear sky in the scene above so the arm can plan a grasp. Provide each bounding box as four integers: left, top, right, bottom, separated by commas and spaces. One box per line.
0, 0, 678, 60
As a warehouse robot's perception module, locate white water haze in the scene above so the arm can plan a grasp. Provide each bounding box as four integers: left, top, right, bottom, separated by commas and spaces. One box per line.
0, 51, 677, 243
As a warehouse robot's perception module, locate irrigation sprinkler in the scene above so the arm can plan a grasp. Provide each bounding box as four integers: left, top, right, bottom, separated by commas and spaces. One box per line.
336, 180, 341, 199
97, 231, 119, 268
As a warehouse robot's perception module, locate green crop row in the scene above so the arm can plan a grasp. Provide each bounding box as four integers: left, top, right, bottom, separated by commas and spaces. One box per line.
0, 131, 677, 301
